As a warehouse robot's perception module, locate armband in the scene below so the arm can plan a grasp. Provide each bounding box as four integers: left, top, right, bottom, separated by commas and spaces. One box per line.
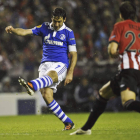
68, 45, 77, 52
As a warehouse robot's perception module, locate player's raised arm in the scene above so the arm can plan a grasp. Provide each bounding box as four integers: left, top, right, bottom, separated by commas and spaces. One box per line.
5, 26, 33, 36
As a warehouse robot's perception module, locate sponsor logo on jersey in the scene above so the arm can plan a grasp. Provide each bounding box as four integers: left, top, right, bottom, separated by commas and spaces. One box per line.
44, 34, 63, 46
59, 34, 66, 40
44, 34, 50, 40
36, 25, 42, 28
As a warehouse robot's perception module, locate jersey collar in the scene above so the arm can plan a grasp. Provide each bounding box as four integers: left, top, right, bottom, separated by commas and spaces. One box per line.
49, 22, 54, 30
49, 22, 66, 31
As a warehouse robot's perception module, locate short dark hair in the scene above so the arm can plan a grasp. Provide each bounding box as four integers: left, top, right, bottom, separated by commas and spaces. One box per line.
52, 7, 66, 19
119, 1, 136, 21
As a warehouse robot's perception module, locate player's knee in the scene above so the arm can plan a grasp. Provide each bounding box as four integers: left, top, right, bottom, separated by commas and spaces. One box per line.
47, 71, 58, 82
99, 87, 112, 100
99, 89, 107, 99
99, 88, 104, 95
123, 99, 134, 110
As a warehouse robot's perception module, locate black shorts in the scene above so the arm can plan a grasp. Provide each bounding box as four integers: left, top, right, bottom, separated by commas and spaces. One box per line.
110, 69, 140, 96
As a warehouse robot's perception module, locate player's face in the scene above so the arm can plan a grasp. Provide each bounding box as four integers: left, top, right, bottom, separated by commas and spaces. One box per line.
52, 16, 66, 31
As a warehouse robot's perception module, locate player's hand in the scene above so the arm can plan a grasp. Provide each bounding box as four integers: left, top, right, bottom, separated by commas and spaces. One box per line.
64, 73, 73, 86
5, 26, 14, 34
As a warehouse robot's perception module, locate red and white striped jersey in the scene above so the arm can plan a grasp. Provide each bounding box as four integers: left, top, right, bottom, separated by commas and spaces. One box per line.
109, 19, 140, 70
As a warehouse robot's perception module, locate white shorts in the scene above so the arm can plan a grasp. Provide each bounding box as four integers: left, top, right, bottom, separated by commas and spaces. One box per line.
38, 62, 67, 93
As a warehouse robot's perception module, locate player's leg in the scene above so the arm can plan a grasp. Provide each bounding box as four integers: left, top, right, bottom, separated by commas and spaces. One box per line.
19, 62, 75, 130
121, 89, 140, 112
28, 70, 57, 91
120, 69, 140, 112
41, 87, 75, 130
38, 62, 74, 130
81, 81, 114, 130
18, 62, 66, 95
70, 81, 115, 135
18, 70, 57, 95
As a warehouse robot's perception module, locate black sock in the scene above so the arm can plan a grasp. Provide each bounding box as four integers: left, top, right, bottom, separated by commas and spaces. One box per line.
125, 100, 140, 112
82, 95, 107, 131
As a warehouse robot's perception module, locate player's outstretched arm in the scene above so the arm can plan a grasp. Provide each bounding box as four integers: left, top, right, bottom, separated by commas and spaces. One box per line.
108, 42, 119, 58
64, 51, 77, 86
5, 26, 33, 36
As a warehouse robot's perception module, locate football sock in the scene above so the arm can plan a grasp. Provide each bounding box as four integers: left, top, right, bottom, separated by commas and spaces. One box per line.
124, 100, 140, 112
48, 100, 73, 124
82, 94, 108, 131
30, 76, 53, 91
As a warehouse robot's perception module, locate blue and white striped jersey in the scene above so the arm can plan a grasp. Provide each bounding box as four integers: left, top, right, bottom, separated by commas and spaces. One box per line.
32, 22, 76, 68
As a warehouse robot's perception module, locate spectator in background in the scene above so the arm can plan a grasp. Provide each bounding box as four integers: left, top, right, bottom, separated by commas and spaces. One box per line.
0, 51, 12, 81
74, 77, 95, 112
1, 76, 12, 92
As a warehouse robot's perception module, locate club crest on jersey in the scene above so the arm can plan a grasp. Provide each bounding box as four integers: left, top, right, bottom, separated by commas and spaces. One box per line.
59, 34, 66, 40
44, 34, 63, 46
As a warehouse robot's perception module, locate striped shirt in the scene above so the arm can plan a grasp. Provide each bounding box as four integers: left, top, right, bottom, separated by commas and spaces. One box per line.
109, 20, 140, 70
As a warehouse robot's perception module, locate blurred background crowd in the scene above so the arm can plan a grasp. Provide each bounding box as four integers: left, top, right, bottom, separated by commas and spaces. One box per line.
0, 0, 140, 112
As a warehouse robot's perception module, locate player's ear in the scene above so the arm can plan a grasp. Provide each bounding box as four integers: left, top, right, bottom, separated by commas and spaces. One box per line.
63, 17, 66, 22
120, 14, 123, 20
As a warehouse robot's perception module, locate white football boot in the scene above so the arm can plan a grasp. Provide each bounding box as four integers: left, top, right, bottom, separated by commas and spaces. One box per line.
70, 128, 91, 135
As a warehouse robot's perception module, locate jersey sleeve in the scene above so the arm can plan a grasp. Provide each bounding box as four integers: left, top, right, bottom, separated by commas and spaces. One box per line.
31, 24, 43, 36
68, 31, 76, 45
109, 23, 122, 44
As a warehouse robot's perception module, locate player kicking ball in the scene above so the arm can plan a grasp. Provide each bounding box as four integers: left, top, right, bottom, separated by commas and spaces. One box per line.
70, 1, 140, 135
5, 7, 77, 131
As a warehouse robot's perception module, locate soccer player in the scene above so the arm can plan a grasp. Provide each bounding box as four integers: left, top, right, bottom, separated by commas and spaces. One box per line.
5, 7, 77, 130
70, 1, 140, 135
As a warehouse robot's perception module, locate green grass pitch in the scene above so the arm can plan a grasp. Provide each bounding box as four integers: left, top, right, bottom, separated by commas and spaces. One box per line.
0, 112, 140, 140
